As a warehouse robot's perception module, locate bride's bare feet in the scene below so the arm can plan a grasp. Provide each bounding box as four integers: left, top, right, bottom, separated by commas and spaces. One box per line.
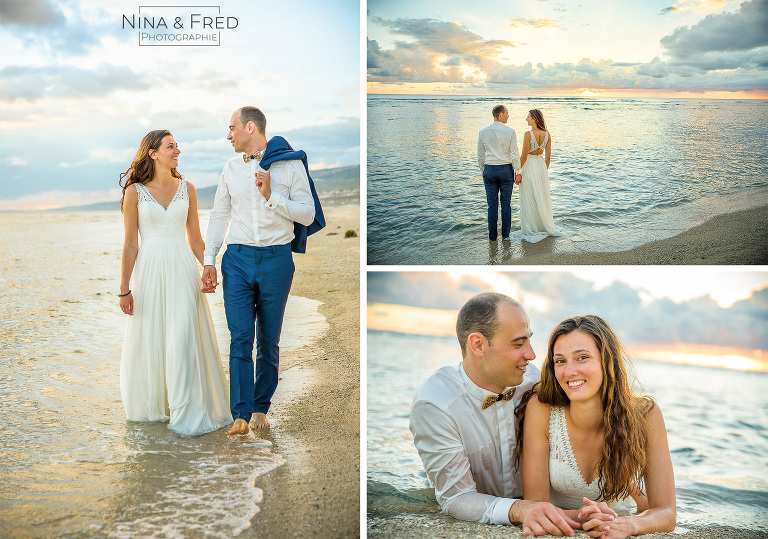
228, 418, 249, 435
250, 412, 270, 430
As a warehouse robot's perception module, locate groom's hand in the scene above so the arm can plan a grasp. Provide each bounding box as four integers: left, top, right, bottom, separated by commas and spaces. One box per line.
515, 173, 522, 185
255, 169, 271, 200
511, 499, 579, 536
201, 265, 218, 293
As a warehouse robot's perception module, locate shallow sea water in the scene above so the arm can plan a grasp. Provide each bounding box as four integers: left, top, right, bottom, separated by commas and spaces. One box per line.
0, 211, 327, 537
367, 331, 768, 534
367, 96, 768, 264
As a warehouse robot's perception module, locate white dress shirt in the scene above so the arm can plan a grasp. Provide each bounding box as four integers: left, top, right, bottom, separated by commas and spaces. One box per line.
477, 121, 522, 173
203, 156, 316, 266
410, 361, 540, 525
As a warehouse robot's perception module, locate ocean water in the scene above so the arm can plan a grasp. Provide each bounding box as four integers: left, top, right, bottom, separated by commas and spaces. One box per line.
367, 330, 768, 534
367, 95, 768, 264
0, 210, 327, 537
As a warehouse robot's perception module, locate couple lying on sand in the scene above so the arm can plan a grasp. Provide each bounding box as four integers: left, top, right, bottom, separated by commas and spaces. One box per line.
410, 292, 675, 538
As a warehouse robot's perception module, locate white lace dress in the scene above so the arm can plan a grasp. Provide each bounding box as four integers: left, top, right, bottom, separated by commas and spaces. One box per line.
120, 179, 231, 436
518, 130, 561, 243
549, 405, 614, 509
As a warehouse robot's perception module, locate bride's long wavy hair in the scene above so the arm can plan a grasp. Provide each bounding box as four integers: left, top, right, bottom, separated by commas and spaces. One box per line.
119, 129, 182, 212
529, 109, 547, 131
513, 315, 654, 502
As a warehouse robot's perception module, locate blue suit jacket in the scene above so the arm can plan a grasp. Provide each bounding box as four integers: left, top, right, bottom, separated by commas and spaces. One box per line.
259, 136, 326, 253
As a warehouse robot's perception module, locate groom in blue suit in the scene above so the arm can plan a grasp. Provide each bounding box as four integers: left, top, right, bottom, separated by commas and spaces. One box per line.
202, 106, 325, 434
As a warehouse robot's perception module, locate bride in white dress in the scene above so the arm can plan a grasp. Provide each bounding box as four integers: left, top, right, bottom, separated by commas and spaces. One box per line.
118, 130, 231, 436
517, 109, 561, 243
514, 316, 676, 538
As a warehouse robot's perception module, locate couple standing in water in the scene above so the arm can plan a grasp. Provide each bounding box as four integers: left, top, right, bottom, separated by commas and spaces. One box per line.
478, 105, 561, 243
118, 106, 324, 436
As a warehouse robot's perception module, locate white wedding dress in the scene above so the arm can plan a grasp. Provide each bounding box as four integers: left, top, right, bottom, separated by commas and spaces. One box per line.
120, 179, 231, 436
518, 130, 561, 243
549, 406, 616, 509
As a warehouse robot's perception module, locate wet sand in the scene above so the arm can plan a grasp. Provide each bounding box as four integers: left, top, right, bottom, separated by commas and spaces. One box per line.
501, 204, 768, 265
368, 513, 766, 539
244, 203, 360, 537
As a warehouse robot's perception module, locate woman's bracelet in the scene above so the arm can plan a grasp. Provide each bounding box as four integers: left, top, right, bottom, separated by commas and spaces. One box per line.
118, 290, 131, 297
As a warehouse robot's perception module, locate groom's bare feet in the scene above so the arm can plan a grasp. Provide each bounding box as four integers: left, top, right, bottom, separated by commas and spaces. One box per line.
228, 418, 249, 435
250, 412, 270, 430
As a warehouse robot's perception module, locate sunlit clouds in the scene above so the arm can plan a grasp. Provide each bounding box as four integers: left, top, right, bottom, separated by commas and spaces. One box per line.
367, 270, 768, 372
0, 0, 360, 210
368, 0, 768, 98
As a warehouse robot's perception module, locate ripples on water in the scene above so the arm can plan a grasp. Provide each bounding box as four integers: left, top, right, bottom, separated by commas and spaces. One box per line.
367, 96, 768, 264
0, 211, 325, 537
367, 331, 768, 533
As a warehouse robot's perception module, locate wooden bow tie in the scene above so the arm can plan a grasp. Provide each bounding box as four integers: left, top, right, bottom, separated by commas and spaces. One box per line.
482, 387, 516, 410
243, 151, 263, 163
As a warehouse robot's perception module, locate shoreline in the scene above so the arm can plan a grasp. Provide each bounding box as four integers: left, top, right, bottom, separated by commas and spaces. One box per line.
500, 204, 768, 265
244, 203, 360, 538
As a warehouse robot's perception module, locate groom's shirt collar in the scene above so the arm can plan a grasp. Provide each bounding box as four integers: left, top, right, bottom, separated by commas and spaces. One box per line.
459, 363, 515, 404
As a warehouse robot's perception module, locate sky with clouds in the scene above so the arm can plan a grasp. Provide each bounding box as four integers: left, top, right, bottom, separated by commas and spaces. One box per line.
367, 0, 768, 98
0, 0, 360, 210
367, 269, 768, 371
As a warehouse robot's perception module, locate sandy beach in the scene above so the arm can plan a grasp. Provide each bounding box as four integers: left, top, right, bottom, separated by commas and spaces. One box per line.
368, 512, 766, 539
241, 203, 361, 537
499, 204, 768, 265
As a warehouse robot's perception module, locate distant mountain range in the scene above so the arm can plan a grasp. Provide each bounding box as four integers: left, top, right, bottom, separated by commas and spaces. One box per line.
53, 164, 360, 211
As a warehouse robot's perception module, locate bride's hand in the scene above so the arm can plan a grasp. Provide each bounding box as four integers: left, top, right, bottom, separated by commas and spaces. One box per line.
515, 173, 522, 185
119, 292, 134, 316
583, 516, 636, 539
579, 497, 617, 538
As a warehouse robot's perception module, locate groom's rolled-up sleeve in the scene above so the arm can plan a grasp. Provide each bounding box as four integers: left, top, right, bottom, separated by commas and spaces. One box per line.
410, 401, 516, 525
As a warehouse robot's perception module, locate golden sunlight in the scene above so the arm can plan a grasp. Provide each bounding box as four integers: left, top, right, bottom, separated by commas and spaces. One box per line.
633, 344, 768, 372
367, 302, 457, 338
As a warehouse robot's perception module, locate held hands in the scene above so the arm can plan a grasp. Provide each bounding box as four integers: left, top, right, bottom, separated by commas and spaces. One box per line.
578, 497, 623, 539
515, 173, 522, 185
201, 265, 218, 294
255, 169, 271, 200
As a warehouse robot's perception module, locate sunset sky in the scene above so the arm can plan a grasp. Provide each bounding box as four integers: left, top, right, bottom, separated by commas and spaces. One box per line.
367, 0, 768, 98
367, 269, 768, 372
0, 0, 359, 210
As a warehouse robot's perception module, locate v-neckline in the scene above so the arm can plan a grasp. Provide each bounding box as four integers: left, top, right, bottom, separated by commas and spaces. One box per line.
561, 407, 599, 487
143, 179, 182, 211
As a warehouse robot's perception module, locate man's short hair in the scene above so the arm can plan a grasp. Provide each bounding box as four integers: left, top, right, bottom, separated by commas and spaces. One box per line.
492, 105, 507, 119
456, 292, 522, 356
239, 106, 266, 135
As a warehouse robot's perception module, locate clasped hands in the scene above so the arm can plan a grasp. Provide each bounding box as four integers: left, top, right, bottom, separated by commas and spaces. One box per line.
515, 173, 523, 185
521, 497, 619, 538
201, 265, 218, 294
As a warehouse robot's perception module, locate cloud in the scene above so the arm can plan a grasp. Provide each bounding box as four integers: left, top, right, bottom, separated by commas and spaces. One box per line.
0, 0, 64, 27
367, 272, 768, 353
368, 16, 520, 84
0, 64, 151, 101
284, 117, 360, 169
660, 0, 732, 14
661, 0, 768, 59
0, 0, 104, 55
368, 6, 767, 93
509, 17, 561, 30
8, 157, 25, 166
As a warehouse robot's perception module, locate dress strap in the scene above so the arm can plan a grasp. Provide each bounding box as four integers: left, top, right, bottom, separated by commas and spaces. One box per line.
134, 182, 153, 204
